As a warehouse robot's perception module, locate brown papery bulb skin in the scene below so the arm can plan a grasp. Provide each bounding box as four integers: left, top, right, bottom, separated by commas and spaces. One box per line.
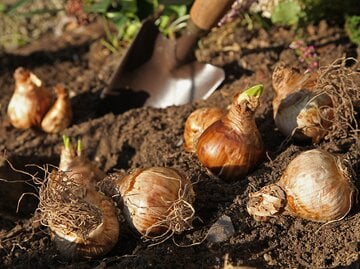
41, 84, 72, 133
116, 167, 195, 237
44, 172, 119, 259
183, 107, 226, 153
272, 63, 333, 143
278, 149, 355, 222
196, 92, 264, 181
59, 144, 106, 190
7, 67, 52, 129
247, 149, 356, 222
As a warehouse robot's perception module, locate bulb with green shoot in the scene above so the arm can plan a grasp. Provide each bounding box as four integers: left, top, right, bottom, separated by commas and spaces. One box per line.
196, 84, 265, 181
39, 136, 119, 259
59, 135, 106, 189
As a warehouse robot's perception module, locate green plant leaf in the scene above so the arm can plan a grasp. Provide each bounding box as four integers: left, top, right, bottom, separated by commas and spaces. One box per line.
120, 0, 138, 14
0, 3, 6, 12
62, 135, 71, 150
84, 0, 113, 13
241, 84, 264, 99
158, 15, 171, 32
124, 21, 141, 40
7, 0, 31, 14
345, 15, 360, 45
156, 4, 188, 34
166, 5, 187, 17
271, 0, 302, 25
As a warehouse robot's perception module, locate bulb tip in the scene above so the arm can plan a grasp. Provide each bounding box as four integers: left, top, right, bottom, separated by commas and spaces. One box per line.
14, 67, 29, 82
243, 84, 264, 98
62, 135, 70, 150
235, 84, 264, 104
77, 139, 83, 156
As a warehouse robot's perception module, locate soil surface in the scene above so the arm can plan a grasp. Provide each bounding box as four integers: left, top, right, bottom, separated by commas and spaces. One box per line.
0, 17, 359, 269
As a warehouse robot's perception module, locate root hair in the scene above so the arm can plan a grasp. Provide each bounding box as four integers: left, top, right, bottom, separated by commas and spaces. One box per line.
142, 181, 195, 246
315, 57, 360, 145
38, 170, 102, 241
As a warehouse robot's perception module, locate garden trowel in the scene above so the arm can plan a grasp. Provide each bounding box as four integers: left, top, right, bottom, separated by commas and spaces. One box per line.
101, 0, 234, 108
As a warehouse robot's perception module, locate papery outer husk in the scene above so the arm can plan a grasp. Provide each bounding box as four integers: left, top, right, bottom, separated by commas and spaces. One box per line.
7, 67, 52, 129
115, 167, 195, 236
278, 149, 356, 222
246, 184, 287, 221
274, 90, 333, 142
196, 120, 264, 181
59, 145, 106, 190
272, 62, 318, 113
183, 107, 226, 153
272, 63, 333, 142
41, 84, 72, 133
41, 171, 120, 260
196, 92, 264, 181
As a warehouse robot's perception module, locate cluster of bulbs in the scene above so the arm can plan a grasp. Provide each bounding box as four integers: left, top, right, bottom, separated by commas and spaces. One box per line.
7, 67, 72, 133
7, 62, 357, 260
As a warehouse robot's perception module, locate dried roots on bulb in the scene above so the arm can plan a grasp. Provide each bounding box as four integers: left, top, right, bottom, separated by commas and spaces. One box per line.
247, 149, 357, 223
110, 167, 195, 243
38, 136, 118, 259
196, 84, 265, 181
39, 170, 119, 259
272, 58, 360, 143
183, 107, 226, 153
7, 67, 52, 129
41, 84, 73, 133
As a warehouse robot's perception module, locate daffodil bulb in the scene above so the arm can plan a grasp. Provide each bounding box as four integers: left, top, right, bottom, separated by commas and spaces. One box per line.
111, 167, 195, 241
196, 85, 265, 181
7, 67, 52, 129
247, 149, 356, 222
272, 63, 333, 143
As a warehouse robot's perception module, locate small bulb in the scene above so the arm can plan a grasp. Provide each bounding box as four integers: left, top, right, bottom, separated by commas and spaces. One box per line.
183, 107, 226, 153
41, 84, 72, 133
7, 67, 52, 129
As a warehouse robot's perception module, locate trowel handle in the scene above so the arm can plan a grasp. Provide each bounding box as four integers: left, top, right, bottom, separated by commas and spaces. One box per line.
175, 0, 234, 65
190, 0, 234, 31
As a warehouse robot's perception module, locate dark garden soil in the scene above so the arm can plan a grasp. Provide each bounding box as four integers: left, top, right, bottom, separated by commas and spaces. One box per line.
0, 17, 359, 269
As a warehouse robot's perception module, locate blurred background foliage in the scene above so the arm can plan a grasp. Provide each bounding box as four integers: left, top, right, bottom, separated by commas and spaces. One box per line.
0, 0, 359, 52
